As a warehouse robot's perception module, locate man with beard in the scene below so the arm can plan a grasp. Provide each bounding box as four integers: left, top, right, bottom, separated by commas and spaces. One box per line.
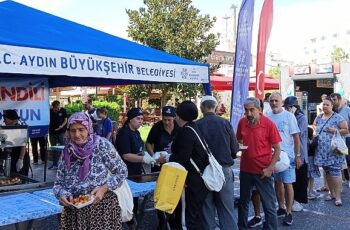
236, 97, 281, 230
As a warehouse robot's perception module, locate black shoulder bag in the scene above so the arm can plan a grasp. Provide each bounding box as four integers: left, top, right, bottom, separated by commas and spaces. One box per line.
309, 113, 334, 156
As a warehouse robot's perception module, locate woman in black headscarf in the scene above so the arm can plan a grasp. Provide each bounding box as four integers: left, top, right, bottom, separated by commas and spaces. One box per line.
169, 101, 209, 230
114, 108, 155, 229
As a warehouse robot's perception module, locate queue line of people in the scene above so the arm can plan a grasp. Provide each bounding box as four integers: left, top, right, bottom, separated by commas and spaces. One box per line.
241, 92, 350, 229
51, 96, 240, 230
50, 91, 350, 230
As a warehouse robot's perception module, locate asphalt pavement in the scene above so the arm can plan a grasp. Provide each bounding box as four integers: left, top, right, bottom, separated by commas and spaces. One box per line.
232, 166, 350, 230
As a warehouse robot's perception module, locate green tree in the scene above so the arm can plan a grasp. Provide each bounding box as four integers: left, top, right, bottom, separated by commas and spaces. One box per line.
331, 47, 349, 63
118, 84, 152, 107
268, 66, 280, 79
127, 0, 219, 105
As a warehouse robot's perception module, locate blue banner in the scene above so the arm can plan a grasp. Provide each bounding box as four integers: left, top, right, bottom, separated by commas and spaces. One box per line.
0, 77, 50, 138
230, 0, 255, 131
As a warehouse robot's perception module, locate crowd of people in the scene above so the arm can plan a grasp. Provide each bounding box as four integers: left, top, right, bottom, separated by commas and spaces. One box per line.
237, 92, 350, 229
48, 96, 239, 230
4, 91, 350, 229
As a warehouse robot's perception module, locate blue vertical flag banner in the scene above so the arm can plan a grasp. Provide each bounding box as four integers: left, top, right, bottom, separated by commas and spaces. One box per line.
230, 0, 255, 131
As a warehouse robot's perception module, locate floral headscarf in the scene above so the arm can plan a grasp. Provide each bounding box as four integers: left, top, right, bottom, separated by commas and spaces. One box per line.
63, 112, 99, 180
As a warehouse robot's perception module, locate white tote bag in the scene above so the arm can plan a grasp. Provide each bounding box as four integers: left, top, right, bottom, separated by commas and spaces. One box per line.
331, 129, 348, 155
112, 180, 134, 222
186, 126, 225, 192
274, 150, 290, 173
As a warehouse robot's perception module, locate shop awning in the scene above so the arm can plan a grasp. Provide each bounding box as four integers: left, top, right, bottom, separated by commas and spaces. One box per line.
210, 72, 279, 91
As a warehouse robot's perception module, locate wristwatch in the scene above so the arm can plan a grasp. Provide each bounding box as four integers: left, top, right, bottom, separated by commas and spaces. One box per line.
296, 153, 301, 157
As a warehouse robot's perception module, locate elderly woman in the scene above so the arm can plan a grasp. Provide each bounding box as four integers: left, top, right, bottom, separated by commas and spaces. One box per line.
169, 101, 209, 229
53, 112, 128, 229
313, 97, 349, 206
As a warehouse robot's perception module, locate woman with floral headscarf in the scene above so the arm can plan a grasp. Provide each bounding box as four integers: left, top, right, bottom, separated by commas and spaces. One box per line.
53, 112, 128, 230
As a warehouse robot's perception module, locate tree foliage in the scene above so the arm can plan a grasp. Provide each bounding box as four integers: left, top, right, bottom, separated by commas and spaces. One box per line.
117, 84, 152, 107
126, 0, 219, 103
331, 47, 349, 63
268, 66, 280, 79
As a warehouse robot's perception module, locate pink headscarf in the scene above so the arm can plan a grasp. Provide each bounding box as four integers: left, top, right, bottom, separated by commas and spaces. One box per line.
63, 112, 99, 180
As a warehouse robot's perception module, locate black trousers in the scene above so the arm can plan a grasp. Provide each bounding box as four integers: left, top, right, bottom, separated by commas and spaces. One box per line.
157, 201, 180, 230
293, 163, 308, 204
127, 170, 140, 226
166, 187, 206, 230
180, 187, 206, 230
30, 136, 46, 162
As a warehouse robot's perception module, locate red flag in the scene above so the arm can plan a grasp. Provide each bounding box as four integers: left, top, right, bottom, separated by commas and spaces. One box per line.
255, 0, 273, 100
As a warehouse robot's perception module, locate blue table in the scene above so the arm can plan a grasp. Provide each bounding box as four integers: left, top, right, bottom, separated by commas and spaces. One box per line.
128, 180, 156, 197
0, 193, 61, 227
31, 180, 156, 204
0, 180, 156, 229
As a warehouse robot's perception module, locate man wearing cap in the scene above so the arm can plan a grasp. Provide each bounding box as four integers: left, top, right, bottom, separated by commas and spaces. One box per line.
196, 95, 239, 230
146, 106, 179, 172
284, 96, 308, 212
146, 106, 179, 228
0, 110, 30, 176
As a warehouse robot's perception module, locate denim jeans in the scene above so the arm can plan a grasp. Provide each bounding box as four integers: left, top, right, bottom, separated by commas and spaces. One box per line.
49, 133, 65, 166
238, 171, 277, 230
202, 166, 238, 230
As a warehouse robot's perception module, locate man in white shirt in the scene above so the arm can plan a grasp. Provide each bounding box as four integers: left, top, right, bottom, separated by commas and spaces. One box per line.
268, 92, 301, 226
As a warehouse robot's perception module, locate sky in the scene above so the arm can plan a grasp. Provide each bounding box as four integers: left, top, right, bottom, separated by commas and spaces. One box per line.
8, 0, 350, 62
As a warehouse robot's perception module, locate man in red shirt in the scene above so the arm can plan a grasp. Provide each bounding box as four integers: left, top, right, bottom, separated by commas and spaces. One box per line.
236, 97, 281, 230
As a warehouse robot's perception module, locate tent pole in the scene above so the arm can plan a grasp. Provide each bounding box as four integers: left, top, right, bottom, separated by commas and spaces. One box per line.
55, 87, 60, 100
